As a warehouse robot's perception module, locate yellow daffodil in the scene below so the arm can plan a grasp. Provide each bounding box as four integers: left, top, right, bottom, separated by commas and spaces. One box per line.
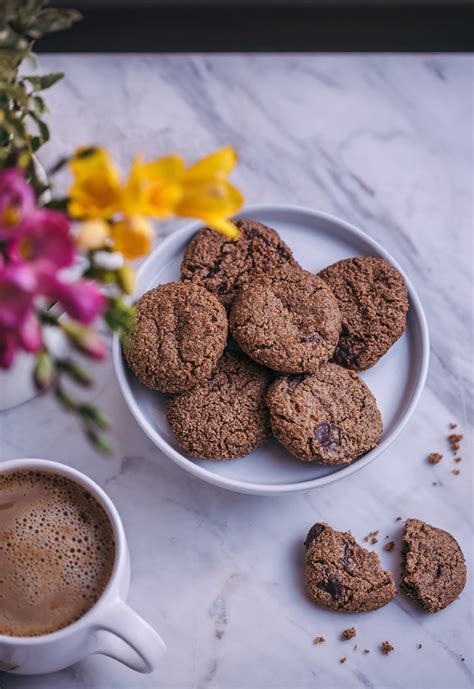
111, 215, 153, 260
176, 147, 243, 238
75, 219, 111, 250
122, 154, 185, 218
68, 147, 122, 219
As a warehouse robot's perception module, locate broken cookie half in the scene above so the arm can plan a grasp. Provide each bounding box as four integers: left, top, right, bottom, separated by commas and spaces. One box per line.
400, 518, 467, 613
304, 523, 396, 612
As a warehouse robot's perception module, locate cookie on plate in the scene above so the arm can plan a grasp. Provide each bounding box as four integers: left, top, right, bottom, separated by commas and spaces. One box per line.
166, 352, 271, 460
401, 518, 467, 613
181, 219, 298, 309
266, 363, 382, 465
124, 282, 227, 394
318, 256, 409, 371
230, 265, 341, 373
304, 523, 396, 612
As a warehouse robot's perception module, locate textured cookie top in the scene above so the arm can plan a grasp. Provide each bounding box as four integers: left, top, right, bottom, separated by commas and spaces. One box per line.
230, 265, 341, 373
166, 351, 271, 460
304, 523, 396, 613
401, 518, 467, 613
319, 256, 409, 371
124, 281, 228, 394
266, 363, 382, 465
181, 219, 298, 309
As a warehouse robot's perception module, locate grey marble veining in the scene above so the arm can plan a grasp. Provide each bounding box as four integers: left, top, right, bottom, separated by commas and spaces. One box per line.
0, 54, 473, 689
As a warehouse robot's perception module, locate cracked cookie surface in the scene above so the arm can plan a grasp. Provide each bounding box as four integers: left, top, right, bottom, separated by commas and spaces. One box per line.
304, 523, 396, 612
401, 519, 466, 613
266, 363, 382, 464
166, 351, 271, 460
181, 219, 298, 310
230, 265, 341, 373
124, 281, 227, 394
319, 256, 409, 371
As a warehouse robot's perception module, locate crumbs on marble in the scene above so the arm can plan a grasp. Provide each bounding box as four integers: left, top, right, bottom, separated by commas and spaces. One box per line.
452, 469, 460, 476
353, 643, 358, 651
428, 452, 443, 464
381, 641, 395, 655
417, 643, 423, 649
363, 649, 370, 654
395, 517, 402, 522
363, 529, 379, 543
384, 541, 395, 552
313, 635, 326, 645
341, 627, 356, 641
339, 656, 347, 664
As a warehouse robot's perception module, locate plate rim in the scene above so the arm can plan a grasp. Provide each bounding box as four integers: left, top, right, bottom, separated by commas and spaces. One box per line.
113, 203, 430, 496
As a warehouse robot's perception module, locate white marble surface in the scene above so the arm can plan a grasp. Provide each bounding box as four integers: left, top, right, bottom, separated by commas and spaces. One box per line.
0, 54, 472, 689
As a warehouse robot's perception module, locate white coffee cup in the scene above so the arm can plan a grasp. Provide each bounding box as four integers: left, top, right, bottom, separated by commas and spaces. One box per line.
0, 458, 166, 675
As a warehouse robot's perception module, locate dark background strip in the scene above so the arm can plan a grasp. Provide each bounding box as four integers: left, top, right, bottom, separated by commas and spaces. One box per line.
39, 4, 474, 53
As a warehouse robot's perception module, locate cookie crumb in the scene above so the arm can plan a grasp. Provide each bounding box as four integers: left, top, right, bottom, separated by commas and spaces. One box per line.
448, 433, 463, 455
452, 469, 460, 476
455, 456, 462, 463
353, 644, 358, 651
371, 537, 378, 544
381, 641, 395, 655
449, 422, 457, 429
363, 649, 370, 654
432, 481, 438, 486
395, 517, 402, 521
340, 657, 347, 664
342, 627, 357, 641
417, 644, 422, 649
384, 541, 396, 552
428, 452, 443, 464
313, 636, 326, 645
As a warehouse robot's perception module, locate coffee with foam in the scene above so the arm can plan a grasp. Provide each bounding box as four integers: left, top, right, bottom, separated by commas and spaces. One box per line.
0, 470, 115, 637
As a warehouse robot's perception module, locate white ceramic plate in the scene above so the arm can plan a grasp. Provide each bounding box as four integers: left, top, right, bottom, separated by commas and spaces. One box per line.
113, 205, 429, 496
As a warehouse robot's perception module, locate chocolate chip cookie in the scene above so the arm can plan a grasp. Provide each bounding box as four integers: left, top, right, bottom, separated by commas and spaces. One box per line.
319, 256, 409, 370
304, 523, 396, 612
266, 363, 382, 464
230, 265, 341, 373
181, 219, 298, 309
401, 518, 467, 613
166, 352, 271, 460
124, 282, 227, 394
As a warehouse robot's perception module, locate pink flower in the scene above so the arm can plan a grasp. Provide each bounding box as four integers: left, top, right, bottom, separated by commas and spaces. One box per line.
0, 263, 37, 329
0, 264, 43, 369
39, 272, 106, 325
10, 208, 75, 270
0, 168, 36, 239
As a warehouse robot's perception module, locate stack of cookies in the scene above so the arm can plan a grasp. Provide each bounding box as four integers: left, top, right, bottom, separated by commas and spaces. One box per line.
125, 219, 409, 464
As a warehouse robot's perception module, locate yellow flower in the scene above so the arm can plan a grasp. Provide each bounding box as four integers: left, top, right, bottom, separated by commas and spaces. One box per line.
68, 147, 122, 219
122, 154, 184, 218
176, 147, 243, 238
111, 215, 153, 260
76, 219, 111, 250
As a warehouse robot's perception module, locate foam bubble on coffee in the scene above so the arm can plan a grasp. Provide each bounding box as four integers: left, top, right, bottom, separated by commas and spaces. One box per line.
0, 470, 115, 637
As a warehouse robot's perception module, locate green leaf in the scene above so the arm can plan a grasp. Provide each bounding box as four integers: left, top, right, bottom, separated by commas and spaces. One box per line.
56, 359, 92, 387
25, 72, 63, 91
77, 404, 110, 430
84, 427, 112, 455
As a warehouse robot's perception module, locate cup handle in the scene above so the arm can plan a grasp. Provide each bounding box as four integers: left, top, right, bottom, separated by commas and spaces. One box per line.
93, 598, 166, 673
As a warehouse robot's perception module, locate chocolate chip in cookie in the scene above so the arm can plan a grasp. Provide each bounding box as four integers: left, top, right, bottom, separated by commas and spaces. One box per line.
319, 256, 409, 371
230, 265, 341, 373
166, 351, 271, 460
124, 282, 228, 394
400, 518, 467, 613
181, 219, 298, 309
304, 523, 396, 612
266, 363, 382, 465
